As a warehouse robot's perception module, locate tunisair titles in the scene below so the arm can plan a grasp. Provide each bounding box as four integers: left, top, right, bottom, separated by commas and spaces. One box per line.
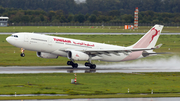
53, 38, 95, 47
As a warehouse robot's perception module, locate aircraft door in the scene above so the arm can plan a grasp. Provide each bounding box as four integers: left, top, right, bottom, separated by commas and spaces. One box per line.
48, 38, 52, 46
24, 34, 29, 42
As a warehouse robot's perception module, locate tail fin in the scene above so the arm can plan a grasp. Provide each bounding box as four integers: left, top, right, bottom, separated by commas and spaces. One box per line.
130, 24, 164, 48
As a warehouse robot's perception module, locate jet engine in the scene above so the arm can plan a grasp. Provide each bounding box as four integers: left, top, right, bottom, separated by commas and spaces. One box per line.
67, 50, 89, 61
37, 52, 58, 59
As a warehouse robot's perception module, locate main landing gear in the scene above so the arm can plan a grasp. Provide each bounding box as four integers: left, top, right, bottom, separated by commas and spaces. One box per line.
67, 61, 96, 69
67, 55, 96, 69
85, 62, 96, 69
67, 61, 78, 68
20, 48, 25, 57
85, 55, 96, 69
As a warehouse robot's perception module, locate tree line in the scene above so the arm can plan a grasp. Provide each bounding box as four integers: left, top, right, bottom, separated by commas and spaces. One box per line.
0, 7, 179, 24
0, 0, 180, 14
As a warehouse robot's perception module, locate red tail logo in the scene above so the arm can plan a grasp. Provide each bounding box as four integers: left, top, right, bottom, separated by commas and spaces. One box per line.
133, 27, 161, 48
149, 27, 160, 43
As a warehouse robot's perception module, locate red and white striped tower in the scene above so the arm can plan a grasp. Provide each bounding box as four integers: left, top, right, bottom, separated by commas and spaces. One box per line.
74, 73, 77, 84
134, 7, 139, 29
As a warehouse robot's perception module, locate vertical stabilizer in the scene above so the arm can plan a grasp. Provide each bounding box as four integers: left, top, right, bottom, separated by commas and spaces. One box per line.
130, 24, 164, 48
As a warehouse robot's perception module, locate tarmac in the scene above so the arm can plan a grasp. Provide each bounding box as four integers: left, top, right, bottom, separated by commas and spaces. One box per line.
0, 65, 180, 74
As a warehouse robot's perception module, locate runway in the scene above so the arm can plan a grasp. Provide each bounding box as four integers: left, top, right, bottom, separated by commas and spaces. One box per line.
0, 65, 180, 74
1, 55, 180, 74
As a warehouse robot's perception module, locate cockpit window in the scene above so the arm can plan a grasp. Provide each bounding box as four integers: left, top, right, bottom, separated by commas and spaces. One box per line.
14, 35, 18, 38
11, 35, 18, 38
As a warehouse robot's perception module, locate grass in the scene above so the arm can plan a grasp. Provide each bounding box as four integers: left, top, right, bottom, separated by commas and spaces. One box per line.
0, 73, 180, 99
0, 26, 180, 33
0, 34, 180, 66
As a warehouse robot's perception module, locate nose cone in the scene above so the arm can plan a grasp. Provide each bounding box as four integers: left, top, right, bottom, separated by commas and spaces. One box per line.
6, 36, 15, 45
6, 37, 10, 43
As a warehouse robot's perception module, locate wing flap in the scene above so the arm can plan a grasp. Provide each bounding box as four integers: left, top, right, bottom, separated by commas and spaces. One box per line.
64, 43, 164, 56
65, 48, 154, 52
65, 47, 157, 56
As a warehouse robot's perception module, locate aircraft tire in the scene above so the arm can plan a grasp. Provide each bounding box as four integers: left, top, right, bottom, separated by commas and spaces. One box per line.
20, 53, 25, 57
67, 61, 73, 65
72, 63, 78, 68
90, 64, 96, 69
85, 62, 91, 66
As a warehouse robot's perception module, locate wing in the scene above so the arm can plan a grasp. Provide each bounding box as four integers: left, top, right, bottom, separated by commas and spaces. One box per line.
64, 44, 163, 56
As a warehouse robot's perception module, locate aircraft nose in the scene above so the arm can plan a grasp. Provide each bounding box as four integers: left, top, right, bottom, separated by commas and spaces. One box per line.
6, 37, 10, 43
6, 36, 13, 44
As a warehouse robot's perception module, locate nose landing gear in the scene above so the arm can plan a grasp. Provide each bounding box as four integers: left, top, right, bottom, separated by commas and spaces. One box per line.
20, 48, 25, 57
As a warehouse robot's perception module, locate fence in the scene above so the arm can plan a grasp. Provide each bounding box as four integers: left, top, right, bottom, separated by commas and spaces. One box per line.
8, 23, 180, 26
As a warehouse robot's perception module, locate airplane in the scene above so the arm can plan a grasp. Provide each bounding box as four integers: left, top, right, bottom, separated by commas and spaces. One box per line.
6, 24, 165, 69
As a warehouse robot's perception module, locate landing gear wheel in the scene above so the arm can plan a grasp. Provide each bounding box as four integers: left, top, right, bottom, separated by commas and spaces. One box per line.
20, 53, 25, 57
67, 61, 78, 68
90, 64, 96, 69
67, 61, 73, 65
85, 62, 91, 66
86, 55, 96, 69
72, 63, 78, 68
85, 62, 96, 69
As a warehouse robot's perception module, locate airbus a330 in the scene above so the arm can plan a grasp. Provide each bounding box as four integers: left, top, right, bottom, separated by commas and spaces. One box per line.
6, 24, 165, 69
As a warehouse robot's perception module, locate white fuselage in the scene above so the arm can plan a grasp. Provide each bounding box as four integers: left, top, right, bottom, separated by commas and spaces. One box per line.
6, 33, 144, 62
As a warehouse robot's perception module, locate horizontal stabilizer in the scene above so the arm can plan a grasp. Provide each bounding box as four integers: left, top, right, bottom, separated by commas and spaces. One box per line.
142, 52, 171, 57
154, 44, 163, 49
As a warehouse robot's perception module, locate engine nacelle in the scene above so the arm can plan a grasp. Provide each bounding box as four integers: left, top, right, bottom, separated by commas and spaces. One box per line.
67, 50, 89, 61
37, 52, 58, 59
